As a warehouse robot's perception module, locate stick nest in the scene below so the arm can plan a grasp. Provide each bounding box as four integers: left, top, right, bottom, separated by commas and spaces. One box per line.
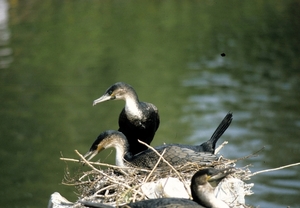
61, 148, 253, 207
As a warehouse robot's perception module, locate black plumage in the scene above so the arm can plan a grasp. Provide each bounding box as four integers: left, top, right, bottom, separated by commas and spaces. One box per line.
83, 130, 217, 168
93, 82, 160, 155
197, 112, 232, 153
83, 113, 232, 169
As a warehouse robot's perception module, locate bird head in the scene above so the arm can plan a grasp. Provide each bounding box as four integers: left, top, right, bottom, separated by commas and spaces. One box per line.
82, 130, 129, 163
93, 82, 133, 105
191, 167, 234, 207
192, 168, 234, 186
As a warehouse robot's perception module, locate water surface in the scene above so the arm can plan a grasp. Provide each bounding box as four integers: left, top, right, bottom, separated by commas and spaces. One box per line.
0, 1, 299, 207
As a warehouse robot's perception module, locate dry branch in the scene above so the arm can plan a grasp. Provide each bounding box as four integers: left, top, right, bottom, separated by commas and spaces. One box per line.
59, 145, 299, 208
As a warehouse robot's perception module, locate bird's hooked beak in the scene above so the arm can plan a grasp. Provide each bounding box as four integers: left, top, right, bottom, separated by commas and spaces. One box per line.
83, 145, 104, 161
207, 168, 234, 182
93, 93, 115, 106
83, 150, 98, 161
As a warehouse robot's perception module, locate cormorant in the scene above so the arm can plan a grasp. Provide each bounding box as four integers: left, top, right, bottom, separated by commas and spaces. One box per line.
80, 168, 231, 208
93, 82, 160, 155
82, 113, 232, 169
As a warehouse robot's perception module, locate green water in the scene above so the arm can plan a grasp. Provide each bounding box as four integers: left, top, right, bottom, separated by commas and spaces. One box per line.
0, 0, 299, 207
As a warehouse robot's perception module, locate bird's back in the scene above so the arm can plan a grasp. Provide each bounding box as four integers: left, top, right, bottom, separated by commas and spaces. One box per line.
127, 144, 217, 169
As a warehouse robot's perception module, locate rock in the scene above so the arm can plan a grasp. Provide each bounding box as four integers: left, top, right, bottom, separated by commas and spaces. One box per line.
48, 192, 74, 208
141, 177, 190, 199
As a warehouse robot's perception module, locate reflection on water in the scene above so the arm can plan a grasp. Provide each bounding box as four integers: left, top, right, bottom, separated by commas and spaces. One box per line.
183, 46, 300, 207
1, 1, 300, 207
0, 0, 12, 68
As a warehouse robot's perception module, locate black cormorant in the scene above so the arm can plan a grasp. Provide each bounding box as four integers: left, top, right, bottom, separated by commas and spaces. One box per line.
93, 82, 160, 155
80, 168, 231, 208
83, 130, 216, 168
82, 113, 232, 169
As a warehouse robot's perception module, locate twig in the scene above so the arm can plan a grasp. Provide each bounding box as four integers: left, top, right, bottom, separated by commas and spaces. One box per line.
75, 150, 117, 180
75, 150, 145, 198
239, 147, 265, 160
143, 148, 167, 183
132, 148, 166, 202
215, 141, 228, 154
62, 181, 89, 186
60, 157, 126, 169
60, 155, 151, 173
78, 171, 94, 181
94, 184, 118, 196
250, 162, 300, 177
137, 140, 191, 197
223, 147, 265, 166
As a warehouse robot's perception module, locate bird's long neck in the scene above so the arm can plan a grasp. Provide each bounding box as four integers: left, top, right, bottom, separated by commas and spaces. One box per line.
115, 146, 125, 167
124, 93, 142, 119
112, 137, 130, 167
193, 183, 229, 208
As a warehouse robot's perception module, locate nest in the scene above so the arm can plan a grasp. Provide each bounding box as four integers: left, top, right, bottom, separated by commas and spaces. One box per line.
56, 140, 300, 208
61, 141, 258, 208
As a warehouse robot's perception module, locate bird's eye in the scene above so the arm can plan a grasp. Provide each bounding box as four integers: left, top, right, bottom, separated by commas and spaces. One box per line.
108, 90, 113, 95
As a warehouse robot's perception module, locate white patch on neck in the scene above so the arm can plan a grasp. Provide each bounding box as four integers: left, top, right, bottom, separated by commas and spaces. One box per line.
114, 143, 126, 167
125, 97, 142, 119
198, 183, 229, 208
